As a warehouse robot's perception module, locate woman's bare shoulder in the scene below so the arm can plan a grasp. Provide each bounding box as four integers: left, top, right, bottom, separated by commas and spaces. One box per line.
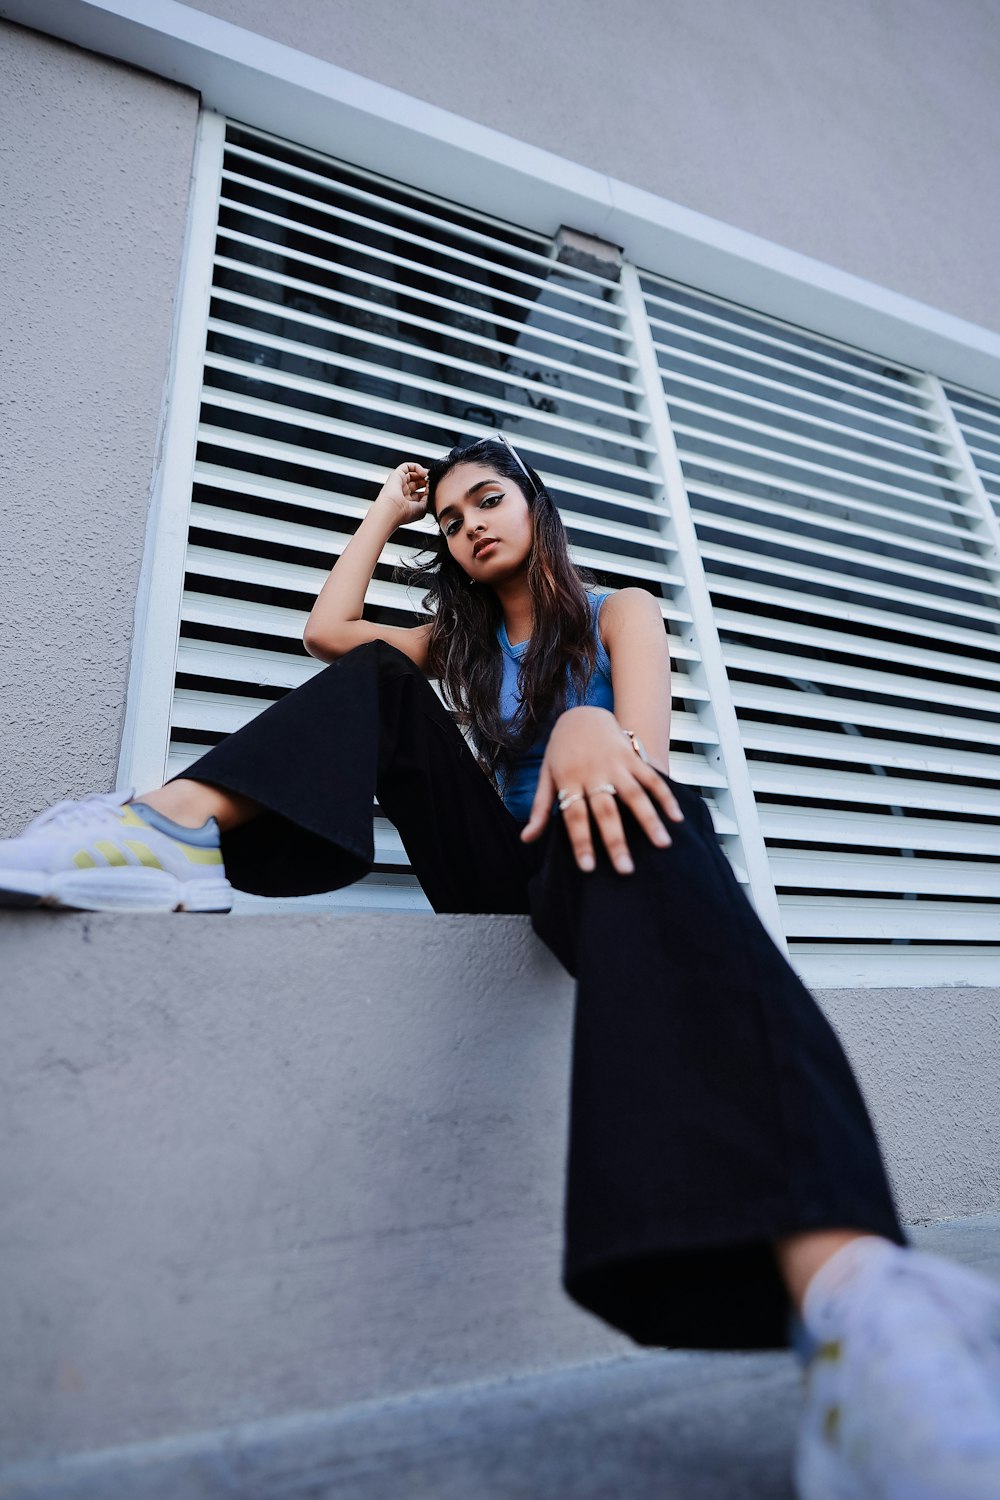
595, 587, 664, 641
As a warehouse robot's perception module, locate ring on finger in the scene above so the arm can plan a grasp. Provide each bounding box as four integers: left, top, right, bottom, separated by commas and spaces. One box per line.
557, 789, 586, 812
586, 783, 617, 799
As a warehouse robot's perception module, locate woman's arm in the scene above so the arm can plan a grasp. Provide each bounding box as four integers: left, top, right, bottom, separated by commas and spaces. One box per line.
599, 587, 673, 773
303, 462, 433, 670
520, 588, 682, 873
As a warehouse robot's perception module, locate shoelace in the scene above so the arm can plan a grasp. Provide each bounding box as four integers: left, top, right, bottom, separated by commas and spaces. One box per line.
30, 789, 136, 833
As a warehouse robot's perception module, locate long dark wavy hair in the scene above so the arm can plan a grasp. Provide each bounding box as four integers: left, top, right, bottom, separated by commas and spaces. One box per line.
401, 437, 597, 779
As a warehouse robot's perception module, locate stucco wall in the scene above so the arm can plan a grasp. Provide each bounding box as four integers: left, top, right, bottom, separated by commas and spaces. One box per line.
0, 22, 199, 834
1, 910, 998, 1460
185, 0, 1000, 334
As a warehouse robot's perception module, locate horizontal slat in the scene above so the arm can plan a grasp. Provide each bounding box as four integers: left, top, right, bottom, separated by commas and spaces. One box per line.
788, 946, 1000, 988
778, 896, 1000, 941
180, 583, 413, 637
750, 762, 1000, 817
170, 684, 714, 750
758, 804, 999, 856
740, 721, 1000, 779
182, 591, 311, 639
731, 680, 1000, 748
232, 883, 435, 914
769, 848, 1000, 898
177, 639, 320, 690
175, 636, 705, 708
228, 128, 549, 243
189, 502, 419, 566
568, 545, 682, 589
185, 542, 419, 606
224, 144, 553, 268
966, 443, 1000, 473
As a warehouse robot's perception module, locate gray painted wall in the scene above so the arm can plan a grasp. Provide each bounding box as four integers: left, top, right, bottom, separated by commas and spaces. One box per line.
4, 4, 999, 820
2, 910, 998, 1462
0, 23, 198, 834
185, 0, 1000, 334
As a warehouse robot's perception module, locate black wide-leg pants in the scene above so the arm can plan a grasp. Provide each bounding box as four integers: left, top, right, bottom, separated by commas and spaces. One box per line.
174, 641, 907, 1350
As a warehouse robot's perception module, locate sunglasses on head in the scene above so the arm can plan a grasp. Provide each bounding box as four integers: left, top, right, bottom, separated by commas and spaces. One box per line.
493, 432, 539, 496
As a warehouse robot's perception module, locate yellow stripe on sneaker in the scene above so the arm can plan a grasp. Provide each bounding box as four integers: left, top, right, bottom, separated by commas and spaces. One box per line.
123, 840, 164, 869
117, 803, 222, 864
73, 850, 98, 868
179, 844, 223, 865
94, 840, 128, 867
117, 805, 152, 829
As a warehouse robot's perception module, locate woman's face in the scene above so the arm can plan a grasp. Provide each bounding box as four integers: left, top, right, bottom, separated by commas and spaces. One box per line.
433, 462, 534, 583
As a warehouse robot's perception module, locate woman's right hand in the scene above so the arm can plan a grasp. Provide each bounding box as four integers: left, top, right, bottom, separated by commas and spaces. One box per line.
303, 459, 433, 663
374, 462, 430, 527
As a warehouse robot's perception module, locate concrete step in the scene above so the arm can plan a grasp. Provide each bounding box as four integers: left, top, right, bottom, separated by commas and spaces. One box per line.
2, 910, 999, 1482
2, 1216, 999, 1500
0, 1350, 804, 1500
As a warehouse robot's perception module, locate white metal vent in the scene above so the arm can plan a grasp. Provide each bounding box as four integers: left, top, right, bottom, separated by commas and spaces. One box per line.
640, 272, 1000, 984
155, 120, 743, 910
127, 114, 999, 978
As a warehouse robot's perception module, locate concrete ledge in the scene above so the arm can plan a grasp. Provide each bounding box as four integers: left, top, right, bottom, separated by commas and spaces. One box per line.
1, 911, 998, 1466
2, 1217, 998, 1500
0, 1351, 804, 1500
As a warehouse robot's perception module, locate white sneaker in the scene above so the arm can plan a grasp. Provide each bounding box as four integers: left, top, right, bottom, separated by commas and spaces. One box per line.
794, 1236, 1000, 1500
0, 789, 233, 913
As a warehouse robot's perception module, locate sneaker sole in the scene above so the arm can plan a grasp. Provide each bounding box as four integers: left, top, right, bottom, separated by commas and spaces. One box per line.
0, 868, 233, 914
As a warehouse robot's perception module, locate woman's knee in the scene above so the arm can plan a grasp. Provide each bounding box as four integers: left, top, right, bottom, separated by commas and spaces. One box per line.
333, 638, 424, 677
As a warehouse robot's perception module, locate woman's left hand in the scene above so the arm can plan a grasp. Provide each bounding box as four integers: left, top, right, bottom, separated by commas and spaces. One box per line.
520, 705, 684, 874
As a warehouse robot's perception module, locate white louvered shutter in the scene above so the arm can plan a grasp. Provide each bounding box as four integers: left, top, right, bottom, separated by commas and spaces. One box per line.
164, 123, 745, 910
137, 116, 1000, 977
639, 272, 1000, 984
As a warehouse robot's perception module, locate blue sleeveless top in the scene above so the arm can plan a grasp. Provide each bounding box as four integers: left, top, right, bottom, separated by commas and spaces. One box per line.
496, 591, 614, 820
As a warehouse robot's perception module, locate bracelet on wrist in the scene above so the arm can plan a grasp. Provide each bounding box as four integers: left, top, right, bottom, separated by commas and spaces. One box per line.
620, 728, 653, 765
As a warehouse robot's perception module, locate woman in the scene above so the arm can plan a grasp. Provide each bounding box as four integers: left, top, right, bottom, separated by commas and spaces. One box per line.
2, 438, 999, 1498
